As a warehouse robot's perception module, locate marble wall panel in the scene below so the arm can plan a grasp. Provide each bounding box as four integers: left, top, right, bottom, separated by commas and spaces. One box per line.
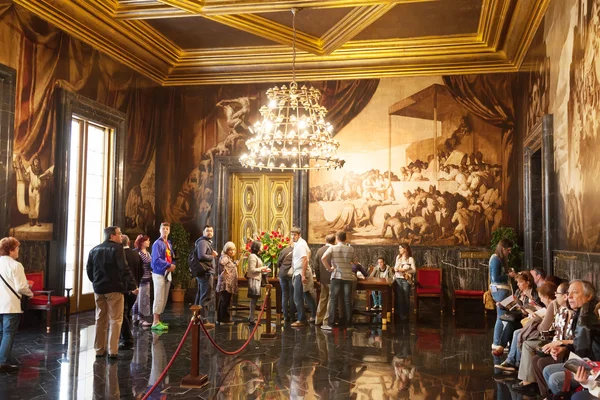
553, 251, 600, 290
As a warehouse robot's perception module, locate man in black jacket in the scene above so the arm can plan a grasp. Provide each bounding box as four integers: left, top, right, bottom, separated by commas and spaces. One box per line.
119, 235, 140, 350
194, 225, 218, 329
277, 245, 295, 322
87, 226, 137, 358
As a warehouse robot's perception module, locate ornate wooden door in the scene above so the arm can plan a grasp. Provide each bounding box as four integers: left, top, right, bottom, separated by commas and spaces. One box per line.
231, 173, 293, 259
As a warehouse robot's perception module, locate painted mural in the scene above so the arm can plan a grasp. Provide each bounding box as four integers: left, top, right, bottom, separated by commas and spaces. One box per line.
308, 77, 505, 246
521, 0, 600, 252
0, 3, 157, 240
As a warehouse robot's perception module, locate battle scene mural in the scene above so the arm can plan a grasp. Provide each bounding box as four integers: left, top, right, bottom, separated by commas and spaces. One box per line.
308, 77, 507, 246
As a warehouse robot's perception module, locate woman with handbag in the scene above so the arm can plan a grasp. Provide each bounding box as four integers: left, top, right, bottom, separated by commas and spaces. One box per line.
0, 237, 33, 372
512, 281, 573, 394
216, 242, 239, 324
496, 271, 540, 355
490, 238, 516, 356
496, 281, 557, 373
246, 240, 269, 324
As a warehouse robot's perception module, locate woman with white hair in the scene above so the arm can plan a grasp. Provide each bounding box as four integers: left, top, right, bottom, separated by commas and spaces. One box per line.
216, 241, 238, 324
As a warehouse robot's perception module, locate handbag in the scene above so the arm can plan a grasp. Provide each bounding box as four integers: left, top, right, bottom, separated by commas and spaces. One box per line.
483, 290, 496, 310
0, 272, 29, 311
499, 310, 523, 323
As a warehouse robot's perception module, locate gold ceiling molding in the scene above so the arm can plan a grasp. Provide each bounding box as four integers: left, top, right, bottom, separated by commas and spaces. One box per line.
156, 0, 204, 14
14, 0, 551, 85
113, 0, 434, 18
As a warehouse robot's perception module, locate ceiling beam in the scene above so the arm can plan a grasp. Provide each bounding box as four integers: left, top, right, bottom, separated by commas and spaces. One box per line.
156, 0, 204, 14
320, 4, 395, 55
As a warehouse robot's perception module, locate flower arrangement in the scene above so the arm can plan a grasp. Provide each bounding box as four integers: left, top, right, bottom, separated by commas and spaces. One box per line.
241, 230, 291, 276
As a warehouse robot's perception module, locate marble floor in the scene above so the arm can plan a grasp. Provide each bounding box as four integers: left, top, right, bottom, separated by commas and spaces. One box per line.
0, 301, 535, 399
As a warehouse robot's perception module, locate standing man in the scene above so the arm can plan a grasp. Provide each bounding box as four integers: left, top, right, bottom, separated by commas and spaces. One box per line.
277, 244, 295, 323
119, 235, 140, 350
87, 226, 136, 358
314, 233, 335, 326
151, 222, 176, 331
194, 225, 217, 329
321, 231, 358, 331
290, 226, 317, 328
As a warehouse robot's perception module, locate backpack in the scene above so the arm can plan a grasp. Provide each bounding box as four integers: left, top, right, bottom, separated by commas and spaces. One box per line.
188, 247, 208, 278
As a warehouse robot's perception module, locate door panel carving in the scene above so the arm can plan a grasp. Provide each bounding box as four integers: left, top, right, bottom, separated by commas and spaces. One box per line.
231, 173, 293, 261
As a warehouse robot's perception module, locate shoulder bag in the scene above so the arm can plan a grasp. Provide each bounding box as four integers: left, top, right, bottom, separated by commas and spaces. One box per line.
0, 272, 28, 311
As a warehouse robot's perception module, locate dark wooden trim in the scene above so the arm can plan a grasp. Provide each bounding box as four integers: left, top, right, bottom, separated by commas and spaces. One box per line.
0, 64, 16, 236
522, 115, 555, 275
212, 156, 308, 251
51, 89, 127, 292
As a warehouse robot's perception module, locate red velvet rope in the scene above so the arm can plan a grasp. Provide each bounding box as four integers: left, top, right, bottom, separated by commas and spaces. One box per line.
141, 318, 195, 400
197, 290, 270, 355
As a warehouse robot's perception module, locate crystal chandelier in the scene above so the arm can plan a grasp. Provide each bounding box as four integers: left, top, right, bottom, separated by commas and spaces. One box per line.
240, 9, 344, 171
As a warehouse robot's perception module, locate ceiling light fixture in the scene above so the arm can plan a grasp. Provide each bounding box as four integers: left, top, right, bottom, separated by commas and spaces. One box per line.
240, 8, 344, 171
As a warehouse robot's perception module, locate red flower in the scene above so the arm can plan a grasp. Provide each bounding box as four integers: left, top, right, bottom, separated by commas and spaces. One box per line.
285, 237, 289, 241
261, 231, 265, 236
278, 244, 283, 249
269, 234, 273, 239
271, 231, 276, 235
263, 245, 269, 250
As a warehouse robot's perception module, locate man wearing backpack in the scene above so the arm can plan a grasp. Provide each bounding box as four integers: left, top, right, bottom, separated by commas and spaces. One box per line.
193, 225, 218, 329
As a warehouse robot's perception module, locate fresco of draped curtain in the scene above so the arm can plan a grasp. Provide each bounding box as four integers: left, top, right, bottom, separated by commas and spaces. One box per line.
442, 74, 517, 228
0, 3, 157, 228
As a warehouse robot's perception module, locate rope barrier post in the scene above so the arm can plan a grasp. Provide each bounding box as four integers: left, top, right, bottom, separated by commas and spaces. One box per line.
181, 305, 209, 389
260, 284, 277, 340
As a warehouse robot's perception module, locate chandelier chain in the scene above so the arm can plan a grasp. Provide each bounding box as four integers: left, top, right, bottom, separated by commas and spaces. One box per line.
292, 8, 297, 83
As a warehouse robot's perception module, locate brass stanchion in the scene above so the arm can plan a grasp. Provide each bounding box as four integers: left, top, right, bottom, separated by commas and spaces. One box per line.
181, 305, 209, 388
260, 284, 277, 340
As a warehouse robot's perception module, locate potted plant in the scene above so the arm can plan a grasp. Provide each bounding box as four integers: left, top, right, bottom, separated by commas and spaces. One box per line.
490, 227, 522, 271
169, 223, 193, 302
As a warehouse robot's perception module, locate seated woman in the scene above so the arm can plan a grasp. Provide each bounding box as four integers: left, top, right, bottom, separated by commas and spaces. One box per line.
495, 271, 540, 354
495, 281, 557, 374
511, 281, 572, 394
368, 257, 393, 310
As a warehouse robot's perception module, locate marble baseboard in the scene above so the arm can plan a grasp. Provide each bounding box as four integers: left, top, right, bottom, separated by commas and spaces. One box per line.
309, 244, 491, 303
553, 250, 600, 289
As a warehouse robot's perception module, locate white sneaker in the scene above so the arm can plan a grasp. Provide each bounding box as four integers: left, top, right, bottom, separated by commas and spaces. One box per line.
321, 324, 333, 331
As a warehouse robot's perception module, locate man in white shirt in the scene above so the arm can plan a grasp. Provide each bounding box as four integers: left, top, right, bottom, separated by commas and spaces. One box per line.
290, 226, 316, 327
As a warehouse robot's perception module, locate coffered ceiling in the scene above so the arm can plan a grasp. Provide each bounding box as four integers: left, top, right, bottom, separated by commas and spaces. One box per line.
13, 0, 550, 85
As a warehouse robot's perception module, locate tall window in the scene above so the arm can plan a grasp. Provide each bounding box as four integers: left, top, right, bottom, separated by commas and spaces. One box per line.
65, 116, 115, 311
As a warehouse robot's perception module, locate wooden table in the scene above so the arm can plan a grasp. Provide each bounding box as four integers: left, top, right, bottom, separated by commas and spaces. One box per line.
356, 279, 394, 323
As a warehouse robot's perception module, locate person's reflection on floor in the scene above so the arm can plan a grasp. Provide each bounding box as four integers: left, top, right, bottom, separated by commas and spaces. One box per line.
276, 327, 295, 391
242, 358, 263, 399
131, 330, 150, 397
148, 332, 168, 393
93, 359, 120, 399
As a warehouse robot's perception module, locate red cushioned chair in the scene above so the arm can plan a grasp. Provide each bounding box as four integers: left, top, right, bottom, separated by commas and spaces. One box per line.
26, 271, 71, 333
415, 266, 443, 315
452, 290, 486, 315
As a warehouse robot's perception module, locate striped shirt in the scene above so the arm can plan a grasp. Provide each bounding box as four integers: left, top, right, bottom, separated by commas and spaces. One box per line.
322, 242, 357, 281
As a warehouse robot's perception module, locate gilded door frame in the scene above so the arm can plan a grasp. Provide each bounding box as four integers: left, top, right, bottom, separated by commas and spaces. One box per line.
212, 156, 309, 253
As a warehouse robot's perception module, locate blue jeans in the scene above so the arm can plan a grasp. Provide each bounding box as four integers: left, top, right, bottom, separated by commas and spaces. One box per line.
195, 275, 213, 319
280, 276, 296, 320
0, 313, 20, 365
544, 363, 579, 394
505, 328, 522, 365
394, 279, 411, 320
293, 275, 316, 322
371, 291, 382, 307
491, 288, 510, 346
328, 279, 353, 326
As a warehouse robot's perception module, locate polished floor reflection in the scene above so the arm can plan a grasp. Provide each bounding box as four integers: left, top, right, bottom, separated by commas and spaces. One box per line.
0, 302, 539, 399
